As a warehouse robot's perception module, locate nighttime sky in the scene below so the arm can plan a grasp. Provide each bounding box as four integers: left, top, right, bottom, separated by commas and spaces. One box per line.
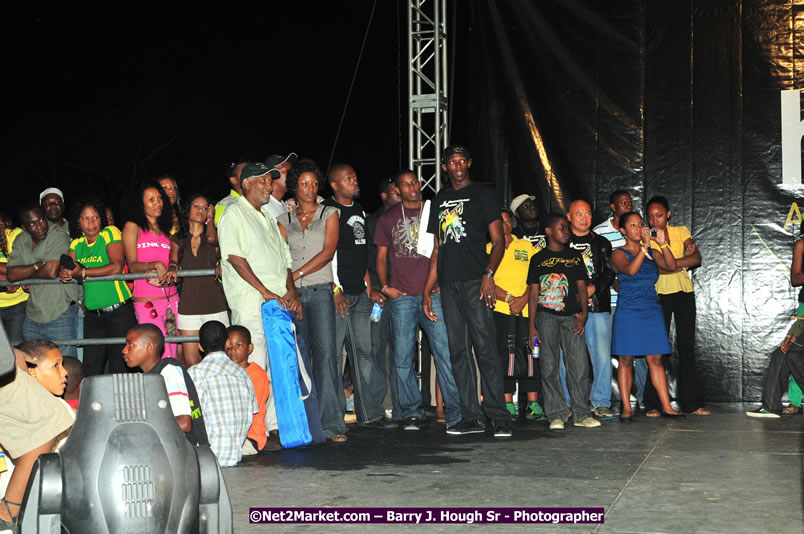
2, 2, 410, 219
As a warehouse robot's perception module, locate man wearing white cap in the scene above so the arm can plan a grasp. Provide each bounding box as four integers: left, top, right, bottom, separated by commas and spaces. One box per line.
263, 152, 298, 219
39, 188, 68, 232
510, 194, 545, 249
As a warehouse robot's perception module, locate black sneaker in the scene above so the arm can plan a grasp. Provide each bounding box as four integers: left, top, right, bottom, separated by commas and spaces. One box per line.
359, 418, 399, 429
493, 421, 513, 437
446, 419, 485, 435
403, 417, 421, 431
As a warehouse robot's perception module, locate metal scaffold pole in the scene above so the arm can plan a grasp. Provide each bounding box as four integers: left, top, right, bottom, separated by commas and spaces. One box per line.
408, 0, 449, 194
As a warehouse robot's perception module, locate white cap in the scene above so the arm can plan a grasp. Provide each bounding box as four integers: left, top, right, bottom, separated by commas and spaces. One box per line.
510, 194, 536, 214
39, 187, 65, 204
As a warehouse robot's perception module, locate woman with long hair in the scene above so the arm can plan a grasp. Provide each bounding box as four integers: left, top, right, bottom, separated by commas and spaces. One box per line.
0, 212, 28, 343
122, 181, 179, 358
645, 196, 708, 416
170, 194, 229, 367
277, 159, 346, 442
611, 212, 682, 421
60, 196, 135, 375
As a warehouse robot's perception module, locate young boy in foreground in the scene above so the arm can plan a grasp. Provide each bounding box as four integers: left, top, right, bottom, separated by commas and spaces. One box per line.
226, 325, 274, 453
188, 321, 256, 467
122, 324, 209, 446
527, 213, 599, 431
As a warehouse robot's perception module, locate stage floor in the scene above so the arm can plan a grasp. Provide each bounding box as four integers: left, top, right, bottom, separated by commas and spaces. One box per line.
223, 404, 803, 533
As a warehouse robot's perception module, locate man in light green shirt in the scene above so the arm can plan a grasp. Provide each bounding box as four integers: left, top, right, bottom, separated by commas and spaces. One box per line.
218, 162, 302, 444
8, 206, 79, 356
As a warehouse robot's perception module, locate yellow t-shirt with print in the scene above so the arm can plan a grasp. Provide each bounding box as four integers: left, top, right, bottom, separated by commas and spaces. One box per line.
650, 225, 695, 294
486, 237, 542, 316
0, 227, 30, 308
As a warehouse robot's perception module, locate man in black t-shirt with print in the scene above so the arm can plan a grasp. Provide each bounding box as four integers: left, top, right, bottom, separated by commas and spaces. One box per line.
422, 145, 511, 437
527, 213, 600, 431
322, 164, 395, 429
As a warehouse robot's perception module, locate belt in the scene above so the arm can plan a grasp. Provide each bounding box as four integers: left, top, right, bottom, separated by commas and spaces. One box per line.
88, 302, 126, 316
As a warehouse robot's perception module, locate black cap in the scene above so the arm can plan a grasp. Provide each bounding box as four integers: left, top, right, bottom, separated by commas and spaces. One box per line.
441, 145, 471, 163
241, 162, 280, 181
266, 152, 299, 169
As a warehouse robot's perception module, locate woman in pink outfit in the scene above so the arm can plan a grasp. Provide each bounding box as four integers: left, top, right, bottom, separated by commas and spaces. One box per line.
122, 181, 180, 358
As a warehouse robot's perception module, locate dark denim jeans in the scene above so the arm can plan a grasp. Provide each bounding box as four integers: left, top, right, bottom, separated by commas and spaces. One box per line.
760, 345, 804, 412
335, 291, 384, 423
440, 280, 508, 425
296, 283, 346, 437
536, 310, 592, 422
389, 294, 462, 426
0, 300, 26, 344
83, 300, 137, 376
23, 303, 79, 357
370, 302, 401, 419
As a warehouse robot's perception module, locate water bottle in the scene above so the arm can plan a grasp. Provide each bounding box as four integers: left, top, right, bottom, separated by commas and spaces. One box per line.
370, 302, 383, 323
531, 336, 540, 359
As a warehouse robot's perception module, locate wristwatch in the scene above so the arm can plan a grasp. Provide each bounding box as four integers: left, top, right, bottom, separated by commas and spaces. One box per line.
298, 271, 304, 278
483, 269, 494, 278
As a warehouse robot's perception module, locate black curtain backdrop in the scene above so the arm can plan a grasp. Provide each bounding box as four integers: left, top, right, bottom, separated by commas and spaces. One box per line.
452, 0, 804, 402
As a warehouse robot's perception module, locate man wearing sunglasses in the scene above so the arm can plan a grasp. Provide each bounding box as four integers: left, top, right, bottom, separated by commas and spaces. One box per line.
218, 162, 303, 450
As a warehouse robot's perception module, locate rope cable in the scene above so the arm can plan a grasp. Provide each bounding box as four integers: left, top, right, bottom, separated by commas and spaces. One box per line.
326, 0, 379, 175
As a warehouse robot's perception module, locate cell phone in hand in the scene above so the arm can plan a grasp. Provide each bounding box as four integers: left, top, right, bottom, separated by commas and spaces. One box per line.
649, 228, 657, 238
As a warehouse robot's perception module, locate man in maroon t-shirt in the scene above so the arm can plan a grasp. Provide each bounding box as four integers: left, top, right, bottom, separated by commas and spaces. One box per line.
374, 170, 461, 431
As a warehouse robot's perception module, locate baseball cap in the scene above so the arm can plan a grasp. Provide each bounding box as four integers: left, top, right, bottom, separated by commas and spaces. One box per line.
266, 152, 299, 169
39, 187, 65, 203
441, 145, 471, 163
241, 162, 280, 181
510, 194, 536, 214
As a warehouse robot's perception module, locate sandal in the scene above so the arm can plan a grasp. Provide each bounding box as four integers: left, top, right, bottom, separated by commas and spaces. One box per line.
1, 497, 20, 532
328, 434, 348, 443
645, 409, 660, 418
692, 407, 711, 415
782, 404, 801, 415
436, 411, 446, 424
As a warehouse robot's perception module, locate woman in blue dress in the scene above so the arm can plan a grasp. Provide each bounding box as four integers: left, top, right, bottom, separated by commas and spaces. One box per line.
611, 212, 682, 421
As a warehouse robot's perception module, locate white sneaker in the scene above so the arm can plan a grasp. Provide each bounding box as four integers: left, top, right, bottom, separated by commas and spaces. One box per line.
549, 419, 564, 430
574, 417, 602, 428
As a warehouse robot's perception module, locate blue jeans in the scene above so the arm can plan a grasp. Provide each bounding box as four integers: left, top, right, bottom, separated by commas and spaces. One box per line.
335, 291, 384, 423
536, 311, 592, 422
388, 294, 462, 427
296, 283, 346, 437
370, 303, 401, 419
586, 311, 613, 408
23, 303, 79, 357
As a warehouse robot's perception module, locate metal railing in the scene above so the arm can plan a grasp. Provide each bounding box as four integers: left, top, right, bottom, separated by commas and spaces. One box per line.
1, 269, 218, 346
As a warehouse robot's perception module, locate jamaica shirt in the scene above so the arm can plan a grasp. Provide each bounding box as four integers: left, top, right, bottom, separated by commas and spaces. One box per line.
426, 182, 500, 284
70, 226, 132, 310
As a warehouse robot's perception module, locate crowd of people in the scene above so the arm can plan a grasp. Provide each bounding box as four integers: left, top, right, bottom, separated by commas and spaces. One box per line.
1, 143, 800, 532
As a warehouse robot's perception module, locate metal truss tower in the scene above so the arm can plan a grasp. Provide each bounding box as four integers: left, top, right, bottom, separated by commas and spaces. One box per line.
408, 0, 449, 194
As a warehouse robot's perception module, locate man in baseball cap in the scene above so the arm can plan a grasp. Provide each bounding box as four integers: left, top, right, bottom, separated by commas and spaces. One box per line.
263, 152, 298, 218
510, 194, 543, 248
39, 187, 68, 232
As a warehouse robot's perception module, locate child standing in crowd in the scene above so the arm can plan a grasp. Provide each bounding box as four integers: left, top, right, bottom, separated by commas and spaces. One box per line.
122, 324, 208, 446
226, 325, 275, 453
527, 213, 599, 430
188, 321, 256, 467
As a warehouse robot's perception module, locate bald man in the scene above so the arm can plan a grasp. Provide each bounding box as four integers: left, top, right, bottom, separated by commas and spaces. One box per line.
567, 200, 616, 419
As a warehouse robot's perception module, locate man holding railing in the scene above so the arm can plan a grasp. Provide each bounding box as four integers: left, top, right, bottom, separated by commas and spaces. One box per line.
7, 204, 79, 357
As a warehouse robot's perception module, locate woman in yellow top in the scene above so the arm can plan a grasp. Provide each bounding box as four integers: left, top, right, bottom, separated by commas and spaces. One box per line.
646, 196, 709, 415
487, 208, 545, 421
0, 213, 29, 343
